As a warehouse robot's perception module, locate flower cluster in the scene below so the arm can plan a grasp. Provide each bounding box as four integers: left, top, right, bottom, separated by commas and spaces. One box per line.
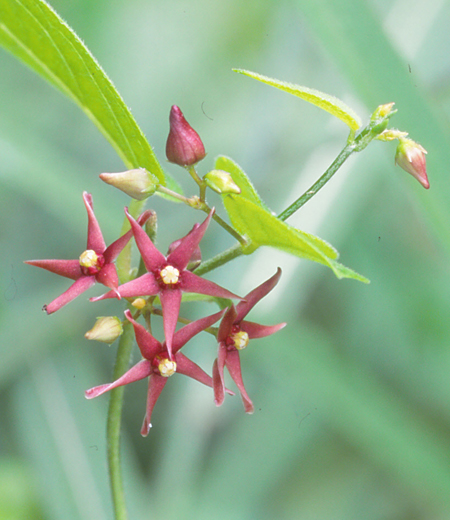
26, 190, 286, 435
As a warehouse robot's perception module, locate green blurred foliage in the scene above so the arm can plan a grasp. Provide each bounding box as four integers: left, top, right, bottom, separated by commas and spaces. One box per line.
1, 0, 450, 519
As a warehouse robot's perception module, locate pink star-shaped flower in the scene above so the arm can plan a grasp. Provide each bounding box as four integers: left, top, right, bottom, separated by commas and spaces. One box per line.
92, 208, 241, 358
213, 268, 286, 413
86, 308, 229, 436
25, 192, 151, 314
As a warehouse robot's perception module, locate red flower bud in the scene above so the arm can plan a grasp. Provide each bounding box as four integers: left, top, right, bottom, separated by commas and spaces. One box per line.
166, 105, 206, 167
395, 138, 429, 189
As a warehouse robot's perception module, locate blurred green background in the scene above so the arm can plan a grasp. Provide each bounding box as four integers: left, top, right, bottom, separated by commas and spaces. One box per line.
2, 0, 450, 518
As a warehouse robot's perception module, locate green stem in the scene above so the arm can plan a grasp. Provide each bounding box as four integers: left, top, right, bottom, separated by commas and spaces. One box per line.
107, 320, 134, 520
277, 142, 356, 221
194, 243, 244, 276
156, 185, 247, 245
277, 113, 392, 222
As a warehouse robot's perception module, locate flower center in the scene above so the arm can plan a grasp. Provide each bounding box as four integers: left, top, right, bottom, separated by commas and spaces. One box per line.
160, 265, 180, 285
79, 250, 105, 274
229, 330, 249, 350
154, 355, 177, 377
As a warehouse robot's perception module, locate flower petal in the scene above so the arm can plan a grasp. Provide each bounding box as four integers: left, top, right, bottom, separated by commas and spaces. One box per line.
95, 263, 120, 295
240, 320, 286, 339
124, 310, 162, 360
167, 209, 213, 270
141, 375, 167, 436
85, 359, 152, 399
45, 275, 96, 314
103, 210, 153, 263
83, 192, 106, 253
175, 352, 214, 387
213, 342, 228, 406
217, 305, 237, 343
160, 289, 182, 359
225, 350, 254, 414
180, 271, 242, 301
125, 207, 166, 271
236, 268, 282, 322
90, 272, 159, 302
172, 308, 225, 354
25, 259, 82, 281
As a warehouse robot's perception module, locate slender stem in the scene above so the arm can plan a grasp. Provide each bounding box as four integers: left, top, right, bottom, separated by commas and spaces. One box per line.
107, 321, 135, 520
277, 142, 356, 221
277, 112, 392, 222
156, 185, 247, 245
209, 211, 247, 246
194, 242, 244, 276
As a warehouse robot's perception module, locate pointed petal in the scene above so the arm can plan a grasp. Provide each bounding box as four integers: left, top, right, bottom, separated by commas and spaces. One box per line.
236, 268, 282, 322
225, 350, 254, 414
175, 352, 213, 387
83, 192, 106, 253
95, 263, 120, 295
25, 259, 82, 281
45, 276, 95, 314
216, 342, 228, 389
125, 207, 166, 271
124, 310, 162, 360
180, 271, 242, 301
103, 210, 153, 263
240, 320, 287, 339
160, 289, 182, 359
217, 305, 237, 343
167, 223, 202, 270
90, 273, 159, 302
172, 308, 225, 354
167, 209, 214, 270
141, 375, 167, 436
212, 359, 225, 406
85, 359, 152, 399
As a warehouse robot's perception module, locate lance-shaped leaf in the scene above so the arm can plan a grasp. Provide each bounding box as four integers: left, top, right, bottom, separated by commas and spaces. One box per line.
222, 194, 369, 283
0, 0, 166, 184
234, 69, 362, 131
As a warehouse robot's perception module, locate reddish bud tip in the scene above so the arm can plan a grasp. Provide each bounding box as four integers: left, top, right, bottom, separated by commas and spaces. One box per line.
395, 138, 429, 189
166, 105, 206, 167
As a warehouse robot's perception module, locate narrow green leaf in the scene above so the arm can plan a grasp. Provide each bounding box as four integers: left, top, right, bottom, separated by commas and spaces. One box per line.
0, 0, 166, 183
223, 194, 369, 282
234, 68, 362, 131
215, 155, 269, 210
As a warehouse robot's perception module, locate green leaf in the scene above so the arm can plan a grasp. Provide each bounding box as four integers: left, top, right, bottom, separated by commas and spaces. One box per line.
222, 194, 369, 283
234, 68, 362, 131
215, 155, 269, 210
0, 0, 166, 184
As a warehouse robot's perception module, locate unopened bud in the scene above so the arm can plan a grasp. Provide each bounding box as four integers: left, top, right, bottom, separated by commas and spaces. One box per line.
204, 170, 241, 194
166, 105, 206, 167
395, 138, 429, 189
99, 168, 158, 200
377, 129, 409, 142
131, 298, 147, 310
371, 102, 395, 120
370, 103, 396, 136
85, 316, 123, 344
